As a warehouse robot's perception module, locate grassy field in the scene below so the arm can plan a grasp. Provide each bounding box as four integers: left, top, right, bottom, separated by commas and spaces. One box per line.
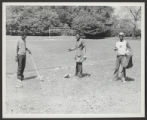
5, 36, 141, 115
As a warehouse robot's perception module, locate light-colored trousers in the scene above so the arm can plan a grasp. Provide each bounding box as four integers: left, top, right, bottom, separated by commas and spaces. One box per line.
113, 55, 126, 79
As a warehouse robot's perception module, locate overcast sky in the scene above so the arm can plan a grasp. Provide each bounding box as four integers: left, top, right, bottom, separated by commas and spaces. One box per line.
113, 6, 131, 19
113, 6, 141, 29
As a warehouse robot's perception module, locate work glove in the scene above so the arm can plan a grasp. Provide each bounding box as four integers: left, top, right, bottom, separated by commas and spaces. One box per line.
27, 50, 32, 54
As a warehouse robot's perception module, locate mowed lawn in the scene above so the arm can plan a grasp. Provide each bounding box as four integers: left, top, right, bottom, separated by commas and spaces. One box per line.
5, 36, 141, 114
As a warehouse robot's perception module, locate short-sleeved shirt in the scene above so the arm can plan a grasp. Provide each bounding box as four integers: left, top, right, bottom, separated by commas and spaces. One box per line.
17, 39, 26, 55
75, 39, 85, 62
116, 40, 128, 55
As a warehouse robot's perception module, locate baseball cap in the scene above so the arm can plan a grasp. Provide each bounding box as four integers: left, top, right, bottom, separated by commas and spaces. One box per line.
119, 32, 125, 36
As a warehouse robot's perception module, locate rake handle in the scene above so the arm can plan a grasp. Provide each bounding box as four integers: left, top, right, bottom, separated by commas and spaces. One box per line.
29, 54, 41, 77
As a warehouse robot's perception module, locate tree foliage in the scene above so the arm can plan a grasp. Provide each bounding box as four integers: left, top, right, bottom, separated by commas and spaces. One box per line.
126, 6, 141, 38
6, 6, 141, 38
111, 6, 141, 38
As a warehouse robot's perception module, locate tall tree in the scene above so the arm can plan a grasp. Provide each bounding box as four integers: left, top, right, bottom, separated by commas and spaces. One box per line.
126, 6, 141, 38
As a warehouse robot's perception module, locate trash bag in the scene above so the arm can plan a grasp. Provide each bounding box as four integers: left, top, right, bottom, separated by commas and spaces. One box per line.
126, 56, 133, 69
122, 55, 133, 69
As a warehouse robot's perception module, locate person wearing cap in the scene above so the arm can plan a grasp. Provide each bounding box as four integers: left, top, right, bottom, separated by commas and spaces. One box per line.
68, 33, 86, 78
113, 32, 132, 82
15, 33, 31, 81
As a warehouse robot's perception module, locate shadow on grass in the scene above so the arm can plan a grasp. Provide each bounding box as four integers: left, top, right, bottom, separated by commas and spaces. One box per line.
117, 76, 134, 81
24, 75, 37, 80
82, 73, 91, 78
125, 76, 135, 81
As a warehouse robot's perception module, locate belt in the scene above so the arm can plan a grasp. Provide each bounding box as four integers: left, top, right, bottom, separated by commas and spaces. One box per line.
117, 55, 126, 57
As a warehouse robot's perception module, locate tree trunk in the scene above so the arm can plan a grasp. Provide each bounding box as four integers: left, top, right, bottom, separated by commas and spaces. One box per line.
132, 22, 137, 39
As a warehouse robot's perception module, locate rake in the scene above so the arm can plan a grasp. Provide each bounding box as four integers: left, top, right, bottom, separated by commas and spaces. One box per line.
29, 54, 43, 81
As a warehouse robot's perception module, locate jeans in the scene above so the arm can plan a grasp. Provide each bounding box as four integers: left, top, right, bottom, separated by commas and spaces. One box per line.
113, 55, 126, 80
17, 55, 26, 80
75, 62, 83, 77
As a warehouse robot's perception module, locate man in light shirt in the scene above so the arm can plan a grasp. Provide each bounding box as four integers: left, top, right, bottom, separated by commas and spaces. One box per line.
16, 33, 31, 81
113, 32, 131, 82
68, 33, 86, 78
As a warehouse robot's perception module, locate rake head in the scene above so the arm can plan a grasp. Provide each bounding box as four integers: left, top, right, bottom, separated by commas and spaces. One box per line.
64, 74, 71, 78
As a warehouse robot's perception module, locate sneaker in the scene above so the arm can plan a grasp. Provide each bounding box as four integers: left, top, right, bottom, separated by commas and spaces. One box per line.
78, 74, 83, 78
16, 82, 23, 88
17, 76, 22, 80
121, 78, 126, 83
112, 77, 119, 81
17, 79, 22, 83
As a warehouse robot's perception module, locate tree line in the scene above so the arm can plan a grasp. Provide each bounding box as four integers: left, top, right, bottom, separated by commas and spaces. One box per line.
6, 6, 141, 38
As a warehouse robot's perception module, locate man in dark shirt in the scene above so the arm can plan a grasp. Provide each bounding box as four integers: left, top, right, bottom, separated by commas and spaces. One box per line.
16, 33, 31, 81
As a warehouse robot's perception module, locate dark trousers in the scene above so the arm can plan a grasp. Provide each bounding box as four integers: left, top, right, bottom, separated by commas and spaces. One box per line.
113, 55, 126, 80
75, 62, 83, 77
17, 55, 26, 80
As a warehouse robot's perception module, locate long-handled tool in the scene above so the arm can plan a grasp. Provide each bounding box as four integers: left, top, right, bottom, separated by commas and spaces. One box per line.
29, 54, 43, 81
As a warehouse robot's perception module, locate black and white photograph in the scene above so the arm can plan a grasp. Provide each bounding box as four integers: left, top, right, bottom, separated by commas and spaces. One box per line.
2, 2, 145, 118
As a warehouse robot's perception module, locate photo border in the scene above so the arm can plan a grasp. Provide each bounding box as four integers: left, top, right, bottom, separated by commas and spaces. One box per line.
1, 0, 146, 119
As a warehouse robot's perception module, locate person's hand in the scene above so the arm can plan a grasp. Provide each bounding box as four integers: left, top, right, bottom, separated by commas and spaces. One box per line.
68, 48, 72, 52
114, 47, 118, 51
29, 51, 32, 54
28, 50, 32, 54
125, 50, 131, 55
83, 56, 87, 61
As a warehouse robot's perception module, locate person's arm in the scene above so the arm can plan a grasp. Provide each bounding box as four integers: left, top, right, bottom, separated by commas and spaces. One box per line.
15, 41, 19, 62
114, 43, 118, 51
126, 41, 131, 50
84, 45, 86, 55
68, 43, 78, 52
126, 41, 132, 55
68, 47, 77, 52
26, 48, 32, 54
82, 40, 86, 55
83, 43, 87, 60
16, 41, 19, 55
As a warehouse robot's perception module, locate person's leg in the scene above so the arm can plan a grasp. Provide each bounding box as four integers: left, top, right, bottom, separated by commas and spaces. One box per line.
77, 62, 80, 77
120, 67, 126, 82
124, 68, 126, 78
78, 62, 83, 77
120, 56, 126, 82
21, 55, 26, 80
75, 62, 78, 76
113, 56, 121, 80
17, 55, 23, 80
81, 62, 83, 76
77, 62, 81, 77
123, 67, 126, 78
